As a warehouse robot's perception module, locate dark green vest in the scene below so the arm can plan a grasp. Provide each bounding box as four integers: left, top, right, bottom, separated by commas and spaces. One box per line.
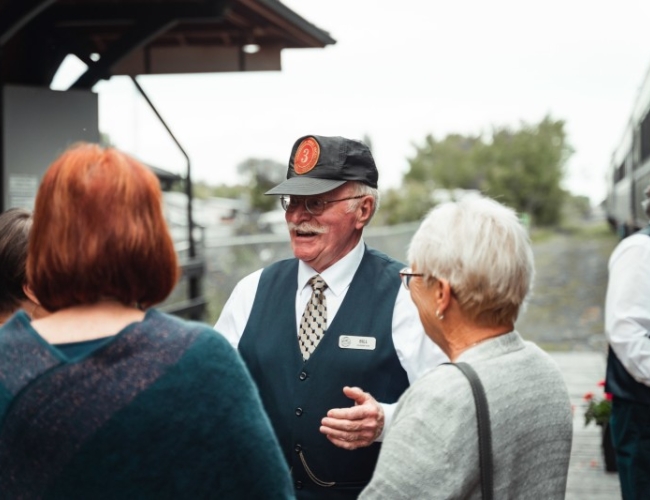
239, 246, 410, 499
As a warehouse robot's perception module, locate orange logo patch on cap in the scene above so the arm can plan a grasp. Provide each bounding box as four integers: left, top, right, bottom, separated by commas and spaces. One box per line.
294, 138, 320, 174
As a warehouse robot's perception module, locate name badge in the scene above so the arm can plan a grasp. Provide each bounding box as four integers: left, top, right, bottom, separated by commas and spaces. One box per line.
338, 335, 376, 350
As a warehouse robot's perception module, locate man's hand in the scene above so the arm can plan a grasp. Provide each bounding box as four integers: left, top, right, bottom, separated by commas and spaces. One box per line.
319, 386, 384, 450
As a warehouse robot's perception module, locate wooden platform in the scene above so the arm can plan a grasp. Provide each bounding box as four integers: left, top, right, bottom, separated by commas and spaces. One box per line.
550, 352, 622, 499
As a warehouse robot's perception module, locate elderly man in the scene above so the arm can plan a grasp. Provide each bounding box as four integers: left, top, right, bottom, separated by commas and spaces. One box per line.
215, 135, 446, 498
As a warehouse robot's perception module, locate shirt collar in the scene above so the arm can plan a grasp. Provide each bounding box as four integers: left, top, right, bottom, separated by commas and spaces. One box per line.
297, 238, 365, 296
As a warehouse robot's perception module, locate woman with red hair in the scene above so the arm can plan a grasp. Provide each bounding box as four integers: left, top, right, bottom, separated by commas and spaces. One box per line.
0, 143, 293, 499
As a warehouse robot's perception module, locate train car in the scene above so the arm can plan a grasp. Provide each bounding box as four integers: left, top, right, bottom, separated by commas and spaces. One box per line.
606, 65, 650, 237
605, 122, 633, 236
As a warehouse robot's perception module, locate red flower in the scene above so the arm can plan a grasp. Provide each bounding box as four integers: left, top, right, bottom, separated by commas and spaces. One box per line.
597, 380, 606, 387
584, 382, 613, 427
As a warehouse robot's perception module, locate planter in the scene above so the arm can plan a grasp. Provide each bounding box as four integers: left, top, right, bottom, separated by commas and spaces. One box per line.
601, 423, 618, 473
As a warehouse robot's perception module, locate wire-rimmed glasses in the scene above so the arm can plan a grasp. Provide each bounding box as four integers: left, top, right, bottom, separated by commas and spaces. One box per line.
399, 267, 424, 290
280, 195, 366, 216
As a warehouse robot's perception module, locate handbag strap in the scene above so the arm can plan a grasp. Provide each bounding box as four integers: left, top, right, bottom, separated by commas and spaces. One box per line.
449, 362, 493, 500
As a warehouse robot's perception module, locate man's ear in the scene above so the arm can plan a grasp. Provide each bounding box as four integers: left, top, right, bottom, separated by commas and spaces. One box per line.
355, 196, 374, 229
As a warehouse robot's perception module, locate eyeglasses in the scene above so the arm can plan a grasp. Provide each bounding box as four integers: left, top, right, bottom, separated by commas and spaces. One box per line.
280, 195, 366, 216
399, 267, 424, 290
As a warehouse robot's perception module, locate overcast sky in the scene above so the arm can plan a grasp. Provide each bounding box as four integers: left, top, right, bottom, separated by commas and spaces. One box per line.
91, 0, 650, 205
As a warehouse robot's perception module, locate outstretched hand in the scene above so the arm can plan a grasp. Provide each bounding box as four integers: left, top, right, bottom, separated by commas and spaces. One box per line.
319, 386, 384, 450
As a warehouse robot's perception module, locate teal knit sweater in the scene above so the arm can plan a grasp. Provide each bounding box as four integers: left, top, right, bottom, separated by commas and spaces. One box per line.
0, 309, 294, 499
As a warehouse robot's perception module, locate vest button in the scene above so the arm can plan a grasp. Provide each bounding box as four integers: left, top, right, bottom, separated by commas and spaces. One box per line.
295, 480, 303, 490
295, 407, 303, 416
294, 443, 302, 453
299, 371, 308, 381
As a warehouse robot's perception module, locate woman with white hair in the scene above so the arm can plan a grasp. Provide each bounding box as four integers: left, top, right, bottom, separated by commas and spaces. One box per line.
360, 195, 573, 499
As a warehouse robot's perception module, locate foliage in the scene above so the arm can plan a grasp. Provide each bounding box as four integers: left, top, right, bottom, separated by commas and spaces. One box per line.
99, 132, 113, 147
483, 117, 571, 225
237, 158, 286, 213
209, 183, 247, 200
190, 181, 211, 200
565, 194, 592, 219
405, 115, 573, 226
375, 181, 437, 225
169, 180, 246, 200
405, 133, 484, 190
584, 380, 613, 427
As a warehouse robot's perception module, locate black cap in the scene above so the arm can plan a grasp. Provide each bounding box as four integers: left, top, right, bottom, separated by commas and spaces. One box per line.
265, 135, 378, 196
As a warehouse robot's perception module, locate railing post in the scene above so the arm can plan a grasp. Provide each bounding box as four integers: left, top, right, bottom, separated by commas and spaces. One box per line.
130, 76, 204, 321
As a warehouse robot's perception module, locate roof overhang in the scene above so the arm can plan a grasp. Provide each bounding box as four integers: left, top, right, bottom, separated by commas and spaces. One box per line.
0, 0, 335, 89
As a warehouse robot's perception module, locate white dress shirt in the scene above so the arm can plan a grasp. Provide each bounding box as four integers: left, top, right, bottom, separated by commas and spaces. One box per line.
215, 238, 448, 436
605, 233, 650, 386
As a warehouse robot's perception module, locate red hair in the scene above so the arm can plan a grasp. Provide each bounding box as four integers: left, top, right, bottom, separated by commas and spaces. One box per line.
27, 143, 179, 311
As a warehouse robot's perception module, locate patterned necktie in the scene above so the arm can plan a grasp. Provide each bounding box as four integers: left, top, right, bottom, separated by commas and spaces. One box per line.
298, 275, 328, 361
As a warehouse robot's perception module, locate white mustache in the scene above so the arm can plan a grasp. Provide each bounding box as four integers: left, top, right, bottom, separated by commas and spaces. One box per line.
288, 222, 329, 234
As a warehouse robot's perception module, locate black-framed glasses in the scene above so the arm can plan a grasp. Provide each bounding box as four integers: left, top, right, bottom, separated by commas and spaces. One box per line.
280, 195, 366, 216
399, 267, 424, 290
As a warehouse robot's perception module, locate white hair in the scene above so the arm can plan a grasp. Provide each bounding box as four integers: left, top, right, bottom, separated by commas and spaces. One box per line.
345, 182, 380, 225
407, 195, 534, 327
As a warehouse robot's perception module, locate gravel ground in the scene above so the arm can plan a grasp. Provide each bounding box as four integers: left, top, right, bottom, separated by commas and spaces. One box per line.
516, 222, 619, 353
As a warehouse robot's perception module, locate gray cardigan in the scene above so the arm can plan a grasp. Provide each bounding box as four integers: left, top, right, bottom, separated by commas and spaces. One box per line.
360, 331, 573, 499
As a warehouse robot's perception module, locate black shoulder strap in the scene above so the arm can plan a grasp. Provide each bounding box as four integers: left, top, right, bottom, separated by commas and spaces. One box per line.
450, 362, 493, 500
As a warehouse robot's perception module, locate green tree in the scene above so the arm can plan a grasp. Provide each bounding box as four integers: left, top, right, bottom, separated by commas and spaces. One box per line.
404, 115, 572, 226
209, 183, 247, 200
237, 158, 286, 213
482, 116, 572, 225
405, 133, 484, 190
376, 182, 436, 225
191, 181, 217, 200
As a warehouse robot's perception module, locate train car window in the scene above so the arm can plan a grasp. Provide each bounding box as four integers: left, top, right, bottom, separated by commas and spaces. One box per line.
641, 112, 650, 162
615, 161, 626, 182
